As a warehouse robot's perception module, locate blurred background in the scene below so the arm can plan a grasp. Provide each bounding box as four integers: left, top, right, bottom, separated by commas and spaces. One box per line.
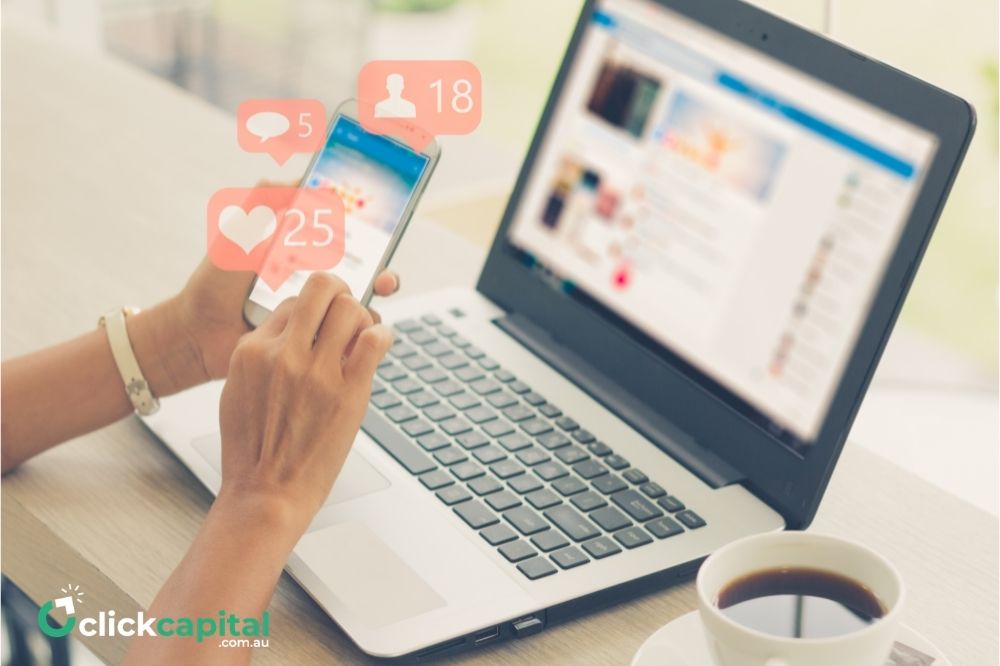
1, 0, 996, 661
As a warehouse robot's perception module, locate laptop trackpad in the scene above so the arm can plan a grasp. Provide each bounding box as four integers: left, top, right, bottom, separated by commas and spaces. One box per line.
297, 522, 447, 628
191, 433, 390, 506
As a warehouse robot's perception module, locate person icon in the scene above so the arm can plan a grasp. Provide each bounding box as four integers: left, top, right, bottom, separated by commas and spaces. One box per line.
374, 73, 417, 119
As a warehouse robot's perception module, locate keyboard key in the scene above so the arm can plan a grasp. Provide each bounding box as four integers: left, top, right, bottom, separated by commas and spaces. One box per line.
362, 410, 436, 475
371, 392, 401, 410
499, 540, 536, 562
401, 419, 434, 438
517, 448, 550, 466
531, 529, 569, 552
526, 488, 562, 510
588, 441, 613, 456
386, 405, 417, 423
534, 461, 568, 481
521, 419, 553, 437
504, 506, 549, 535
466, 406, 497, 424
517, 557, 557, 580
490, 459, 525, 479
417, 432, 450, 451
499, 433, 532, 451
455, 366, 485, 382
509, 474, 543, 494
571, 491, 608, 512
408, 390, 438, 408
545, 505, 600, 542
676, 510, 706, 529
550, 546, 589, 570
486, 490, 522, 511
390, 343, 418, 358
657, 496, 686, 513
424, 404, 456, 422
436, 324, 457, 337
402, 355, 432, 371
508, 380, 531, 394
473, 445, 507, 465
481, 523, 518, 546
393, 318, 421, 333
494, 369, 515, 382
539, 403, 562, 418
486, 391, 518, 409
523, 391, 547, 406
417, 367, 448, 384
433, 380, 463, 397
419, 469, 453, 490
611, 489, 664, 522
370, 380, 387, 395
449, 392, 481, 410
539, 432, 571, 450
593, 474, 628, 495
420, 313, 442, 326
450, 335, 471, 348
470, 378, 501, 395
441, 417, 473, 436
455, 500, 498, 529
377, 365, 407, 381
572, 459, 608, 480
425, 341, 452, 357
439, 353, 469, 370
640, 482, 667, 498
572, 429, 596, 444
451, 461, 485, 481
468, 475, 503, 496
434, 447, 467, 466
464, 345, 486, 359
478, 356, 500, 371
456, 431, 489, 450
590, 506, 632, 532
552, 476, 587, 496
555, 416, 579, 431
502, 404, 535, 422
555, 446, 588, 464
582, 537, 622, 559
623, 468, 648, 485
604, 454, 630, 470
614, 526, 653, 549
436, 485, 472, 505
482, 419, 514, 438
646, 516, 684, 539
409, 329, 436, 345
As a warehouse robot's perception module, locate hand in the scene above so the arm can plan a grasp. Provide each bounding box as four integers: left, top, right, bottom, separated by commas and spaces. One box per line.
216, 272, 393, 528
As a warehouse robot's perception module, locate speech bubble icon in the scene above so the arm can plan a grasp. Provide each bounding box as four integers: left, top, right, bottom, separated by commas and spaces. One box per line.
357, 60, 482, 151
245, 111, 290, 144
237, 99, 327, 165
208, 187, 345, 290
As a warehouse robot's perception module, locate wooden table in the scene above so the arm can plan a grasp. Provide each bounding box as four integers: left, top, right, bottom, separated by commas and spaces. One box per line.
2, 19, 997, 665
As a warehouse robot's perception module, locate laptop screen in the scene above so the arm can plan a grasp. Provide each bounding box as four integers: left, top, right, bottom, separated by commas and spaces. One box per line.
506, 0, 939, 451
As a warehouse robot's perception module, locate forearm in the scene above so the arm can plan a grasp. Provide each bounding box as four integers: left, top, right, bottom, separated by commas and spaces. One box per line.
1, 299, 208, 473
123, 491, 305, 666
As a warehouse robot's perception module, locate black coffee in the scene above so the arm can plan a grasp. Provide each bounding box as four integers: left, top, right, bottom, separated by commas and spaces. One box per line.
717, 567, 885, 639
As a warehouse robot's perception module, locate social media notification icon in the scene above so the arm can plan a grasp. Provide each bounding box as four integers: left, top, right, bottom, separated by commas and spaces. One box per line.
208, 187, 345, 289
237, 99, 326, 165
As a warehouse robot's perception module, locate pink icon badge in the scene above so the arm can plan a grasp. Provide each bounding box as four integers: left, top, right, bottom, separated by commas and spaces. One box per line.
357, 60, 482, 150
237, 99, 326, 165
208, 187, 345, 290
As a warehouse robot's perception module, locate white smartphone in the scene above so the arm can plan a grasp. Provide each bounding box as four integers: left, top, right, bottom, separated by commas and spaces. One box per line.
242, 99, 440, 327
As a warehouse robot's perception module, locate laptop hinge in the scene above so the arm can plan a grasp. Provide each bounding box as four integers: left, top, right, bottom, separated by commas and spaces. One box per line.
495, 313, 745, 489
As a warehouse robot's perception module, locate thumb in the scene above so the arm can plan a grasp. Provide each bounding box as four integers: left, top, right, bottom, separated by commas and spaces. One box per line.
343, 324, 394, 386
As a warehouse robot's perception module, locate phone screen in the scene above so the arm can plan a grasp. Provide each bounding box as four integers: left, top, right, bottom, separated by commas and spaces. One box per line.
248, 114, 430, 310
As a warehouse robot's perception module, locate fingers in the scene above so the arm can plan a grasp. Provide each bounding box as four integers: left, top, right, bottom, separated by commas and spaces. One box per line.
372, 271, 400, 297
343, 324, 394, 385
257, 297, 296, 337
286, 273, 351, 346
316, 294, 373, 362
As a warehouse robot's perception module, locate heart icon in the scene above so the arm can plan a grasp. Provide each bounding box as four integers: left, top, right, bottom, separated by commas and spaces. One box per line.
218, 205, 277, 254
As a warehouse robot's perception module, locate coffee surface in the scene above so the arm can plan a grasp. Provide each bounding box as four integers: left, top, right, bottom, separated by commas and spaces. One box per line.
716, 567, 885, 639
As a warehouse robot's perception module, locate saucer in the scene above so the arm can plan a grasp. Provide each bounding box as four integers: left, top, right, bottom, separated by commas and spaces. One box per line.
631, 610, 951, 666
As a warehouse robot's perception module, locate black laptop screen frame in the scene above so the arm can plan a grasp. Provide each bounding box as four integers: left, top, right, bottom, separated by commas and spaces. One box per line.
477, 0, 974, 528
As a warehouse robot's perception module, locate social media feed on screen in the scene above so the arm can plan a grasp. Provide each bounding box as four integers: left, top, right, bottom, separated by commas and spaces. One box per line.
507, 0, 939, 452
249, 115, 429, 309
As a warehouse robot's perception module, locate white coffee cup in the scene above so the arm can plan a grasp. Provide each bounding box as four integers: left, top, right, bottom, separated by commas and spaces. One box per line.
696, 532, 904, 666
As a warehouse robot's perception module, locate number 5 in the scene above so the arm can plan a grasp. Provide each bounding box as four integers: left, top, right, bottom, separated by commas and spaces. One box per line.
298, 112, 313, 138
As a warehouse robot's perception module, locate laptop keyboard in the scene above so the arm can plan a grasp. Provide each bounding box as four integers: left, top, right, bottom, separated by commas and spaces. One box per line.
362, 313, 707, 581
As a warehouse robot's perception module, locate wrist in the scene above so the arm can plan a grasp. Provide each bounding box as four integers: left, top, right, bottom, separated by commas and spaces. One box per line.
212, 485, 313, 544
127, 299, 210, 397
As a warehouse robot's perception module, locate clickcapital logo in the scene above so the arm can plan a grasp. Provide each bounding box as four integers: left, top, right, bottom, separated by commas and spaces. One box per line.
37, 584, 270, 647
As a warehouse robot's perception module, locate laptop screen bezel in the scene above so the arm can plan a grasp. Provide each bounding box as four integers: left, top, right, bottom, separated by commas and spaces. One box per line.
477, 0, 974, 528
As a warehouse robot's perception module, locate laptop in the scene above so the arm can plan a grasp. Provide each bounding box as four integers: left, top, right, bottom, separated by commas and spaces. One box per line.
144, 0, 974, 659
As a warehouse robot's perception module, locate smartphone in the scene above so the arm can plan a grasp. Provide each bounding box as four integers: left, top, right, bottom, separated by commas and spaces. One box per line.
242, 99, 440, 327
